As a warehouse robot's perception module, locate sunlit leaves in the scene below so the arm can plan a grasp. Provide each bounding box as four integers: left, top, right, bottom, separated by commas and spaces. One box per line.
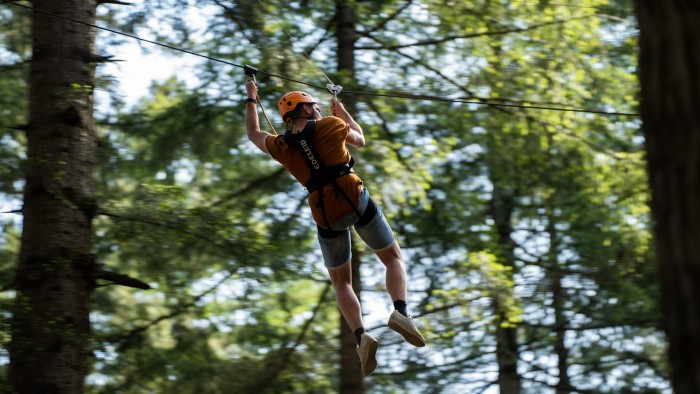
0, 0, 665, 392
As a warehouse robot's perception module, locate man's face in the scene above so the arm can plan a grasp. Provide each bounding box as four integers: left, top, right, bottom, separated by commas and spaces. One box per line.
309, 103, 322, 119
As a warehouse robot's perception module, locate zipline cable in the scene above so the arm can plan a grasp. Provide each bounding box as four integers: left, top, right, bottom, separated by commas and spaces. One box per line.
343, 89, 638, 116
3, 1, 641, 117
509, 0, 633, 13
2, 1, 314, 87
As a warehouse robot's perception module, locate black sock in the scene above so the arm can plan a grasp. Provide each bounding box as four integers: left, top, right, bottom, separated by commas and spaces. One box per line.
394, 300, 408, 316
353, 327, 366, 346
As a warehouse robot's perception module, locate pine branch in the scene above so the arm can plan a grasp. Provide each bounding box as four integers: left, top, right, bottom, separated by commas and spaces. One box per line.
358, 0, 415, 39
87, 54, 123, 64
364, 33, 480, 101
208, 167, 287, 208
3, 124, 29, 132
357, 15, 593, 51
95, 269, 150, 290
107, 269, 237, 346
96, 0, 132, 5
0, 60, 29, 71
366, 33, 630, 160
97, 208, 239, 252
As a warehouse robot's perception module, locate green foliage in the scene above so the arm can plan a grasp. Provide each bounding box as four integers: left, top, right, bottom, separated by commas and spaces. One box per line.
0, 5, 29, 197
0, 8, 29, 389
0, 0, 666, 392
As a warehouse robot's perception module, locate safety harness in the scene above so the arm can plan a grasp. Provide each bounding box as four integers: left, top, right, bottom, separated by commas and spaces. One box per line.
283, 120, 361, 229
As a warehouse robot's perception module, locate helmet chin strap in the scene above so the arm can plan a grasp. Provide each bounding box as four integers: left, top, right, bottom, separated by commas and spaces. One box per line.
289, 112, 317, 132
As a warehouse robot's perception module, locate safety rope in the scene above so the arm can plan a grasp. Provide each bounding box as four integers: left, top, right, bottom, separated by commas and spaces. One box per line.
256, 95, 278, 135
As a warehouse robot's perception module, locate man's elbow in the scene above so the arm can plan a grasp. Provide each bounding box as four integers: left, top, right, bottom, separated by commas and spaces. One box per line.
348, 135, 365, 148
246, 129, 260, 143
248, 132, 270, 153
351, 130, 366, 147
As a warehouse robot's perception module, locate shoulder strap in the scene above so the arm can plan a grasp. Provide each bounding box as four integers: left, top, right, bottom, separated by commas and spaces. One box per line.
283, 121, 323, 172
283, 120, 316, 145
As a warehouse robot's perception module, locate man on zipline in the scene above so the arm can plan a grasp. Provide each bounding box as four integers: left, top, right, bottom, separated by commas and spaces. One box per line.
244, 78, 425, 376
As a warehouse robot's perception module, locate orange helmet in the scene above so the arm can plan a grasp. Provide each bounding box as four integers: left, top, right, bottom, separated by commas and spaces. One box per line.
278, 91, 317, 122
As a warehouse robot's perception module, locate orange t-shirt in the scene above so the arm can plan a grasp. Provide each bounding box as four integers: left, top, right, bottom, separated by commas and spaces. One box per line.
266, 116, 363, 228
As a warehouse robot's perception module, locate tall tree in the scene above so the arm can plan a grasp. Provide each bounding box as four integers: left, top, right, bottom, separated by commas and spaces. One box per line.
9, 0, 98, 392
334, 1, 367, 392
360, 1, 661, 392
636, 1, 700, 393
0, 1, 668, 392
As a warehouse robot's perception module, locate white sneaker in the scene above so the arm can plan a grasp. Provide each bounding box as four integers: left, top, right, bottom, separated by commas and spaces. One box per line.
357, 333, 378, 376
388, 310, 426, 347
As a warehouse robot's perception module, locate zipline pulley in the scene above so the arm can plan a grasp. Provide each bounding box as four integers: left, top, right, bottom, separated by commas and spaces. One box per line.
326, 84, 343, 99
244, 64, 278, 135
244, 64, 258, 84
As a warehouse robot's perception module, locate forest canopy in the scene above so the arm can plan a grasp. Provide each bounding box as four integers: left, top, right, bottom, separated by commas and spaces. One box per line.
0, 0, 668, 393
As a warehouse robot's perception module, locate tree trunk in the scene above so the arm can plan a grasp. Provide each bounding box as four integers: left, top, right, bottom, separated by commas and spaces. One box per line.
552, 274, 571, 394
9, 1, 98, 392
489, 186, 521, 394
339, 248, 365, 393
548, 214, 571, 394
494, 317, 519, 394
335, 0, 355, 90
636, 2, 700, 393
335, 1, 365, 393
541, 206, 573, 393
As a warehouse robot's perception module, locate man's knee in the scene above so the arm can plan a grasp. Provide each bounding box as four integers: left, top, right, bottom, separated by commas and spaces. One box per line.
328, 261, 352, 285
376, 241, 403, 264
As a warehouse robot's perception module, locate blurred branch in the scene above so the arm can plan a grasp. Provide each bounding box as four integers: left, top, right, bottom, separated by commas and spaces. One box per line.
0, 60, 29, 71
246, 282, 332, 391
98, 208, 241, 251
365, 33, 632, 160
107, 269, 237, 347
357, 0, 414, 38
95, 269, 150, 290
96, 0, 132, 5
208, 167, 287, 208
365, 98, 415, 172
357, 16, 593, 50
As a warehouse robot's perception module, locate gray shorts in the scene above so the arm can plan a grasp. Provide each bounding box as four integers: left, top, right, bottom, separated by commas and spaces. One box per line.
317, 188, 396, 270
